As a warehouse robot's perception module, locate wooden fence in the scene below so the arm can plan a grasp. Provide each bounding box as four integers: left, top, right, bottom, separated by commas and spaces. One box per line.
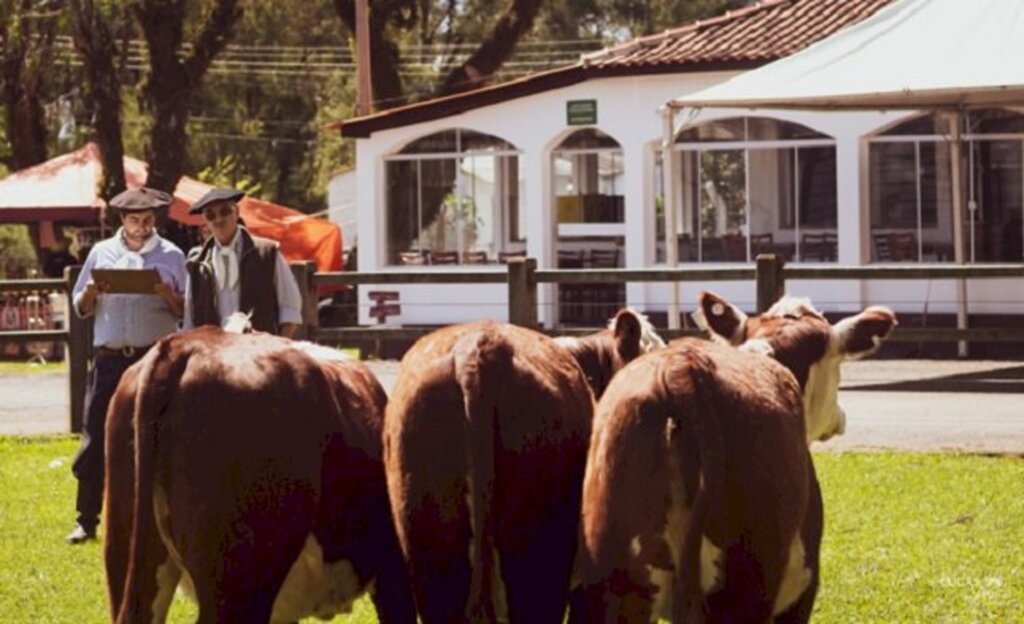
310, 256, 1024, 344
2, 256, 1023, 433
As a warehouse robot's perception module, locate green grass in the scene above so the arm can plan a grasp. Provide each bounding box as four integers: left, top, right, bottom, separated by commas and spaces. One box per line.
1, 437, 1021, 622
0, 436, 378, 623
813, 452, 1024, 623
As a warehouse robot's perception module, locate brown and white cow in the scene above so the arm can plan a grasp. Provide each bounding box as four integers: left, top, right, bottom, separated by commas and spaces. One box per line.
694, 291, 898, 443
385, 311, 661, 624
578, 294, 896, 623
104, 327, 415, 623
556, 308, 667, 400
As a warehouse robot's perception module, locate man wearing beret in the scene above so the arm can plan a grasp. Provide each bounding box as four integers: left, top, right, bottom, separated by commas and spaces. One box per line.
184, 187, 302, 337
66, 187, 187, 544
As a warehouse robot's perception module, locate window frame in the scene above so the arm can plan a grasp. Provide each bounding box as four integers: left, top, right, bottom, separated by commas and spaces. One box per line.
383, 129, 523, 266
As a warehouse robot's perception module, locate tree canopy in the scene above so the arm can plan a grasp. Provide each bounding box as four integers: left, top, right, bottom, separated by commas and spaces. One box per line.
0, 0, 742, 214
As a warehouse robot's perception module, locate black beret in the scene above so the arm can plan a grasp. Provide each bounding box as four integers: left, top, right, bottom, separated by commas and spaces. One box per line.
189, 187, 245, 215
108, 187, 173, 212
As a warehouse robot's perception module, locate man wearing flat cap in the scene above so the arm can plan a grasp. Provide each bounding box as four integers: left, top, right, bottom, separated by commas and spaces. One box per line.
66, 186, 187, 544
184, 187, 302, 337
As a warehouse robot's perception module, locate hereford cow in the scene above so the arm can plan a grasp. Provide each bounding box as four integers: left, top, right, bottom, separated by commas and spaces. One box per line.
385, 310, 661, 624
694, 291, 898, 443
104, 327, 415, 623
579, 293, 896, 623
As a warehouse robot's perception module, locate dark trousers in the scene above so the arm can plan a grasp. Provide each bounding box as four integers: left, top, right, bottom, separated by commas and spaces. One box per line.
71, 352, 145, 531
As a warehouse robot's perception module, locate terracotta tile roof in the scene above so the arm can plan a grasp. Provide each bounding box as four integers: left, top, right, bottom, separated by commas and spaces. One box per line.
339, 0, 893, 138
586, 0, 892, 68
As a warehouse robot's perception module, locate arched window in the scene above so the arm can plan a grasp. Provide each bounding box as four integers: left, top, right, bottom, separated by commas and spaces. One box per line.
668, 117, 837, 263
552, 129, 624, 226
869, 108, 1024, 263
551, 128, 625, 325
384, 129, 522, 266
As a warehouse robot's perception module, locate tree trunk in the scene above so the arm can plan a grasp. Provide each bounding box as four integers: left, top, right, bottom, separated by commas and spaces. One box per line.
1, 0, 61, 171
69, 0, 127, 202
135, 0, 241, 193
436, 0, 543, 97
330, 0, 542, 254
2, 63, 49, 171
332, 0, 407, 110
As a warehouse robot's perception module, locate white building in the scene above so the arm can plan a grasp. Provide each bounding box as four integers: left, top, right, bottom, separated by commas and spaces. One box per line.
339, 0, 1024, 327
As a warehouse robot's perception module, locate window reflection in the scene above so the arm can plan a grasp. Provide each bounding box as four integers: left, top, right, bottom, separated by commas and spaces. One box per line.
666, 117, 838, 263
384, 129, 523, 266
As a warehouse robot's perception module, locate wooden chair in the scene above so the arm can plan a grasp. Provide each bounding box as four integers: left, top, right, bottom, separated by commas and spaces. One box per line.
430, 250, 460, 265
586, 248, 623, 324
557, 250, 586, 324
498, 250, 527, 263
721, 234, 747, 262
750, 232, 774, 257
462, 250, 490, 264
873, 232, 918, 262
399, 250, 429, 266
588, 248, 621, 269
800, 232, 837, 262
872, 233, 893, 261
557, 249, 586, 268
888, 232, 918, 262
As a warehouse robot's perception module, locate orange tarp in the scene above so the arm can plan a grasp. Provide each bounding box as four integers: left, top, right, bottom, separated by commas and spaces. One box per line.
0, 143, 343, 272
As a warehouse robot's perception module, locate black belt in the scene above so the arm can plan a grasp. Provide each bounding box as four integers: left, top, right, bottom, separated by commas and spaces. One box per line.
95, 345, 152, 358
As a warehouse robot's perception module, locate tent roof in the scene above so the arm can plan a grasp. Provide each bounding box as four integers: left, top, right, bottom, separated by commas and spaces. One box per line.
0, 143, 147, 221
670, 0, 1024, 111
0, 143, 342, 272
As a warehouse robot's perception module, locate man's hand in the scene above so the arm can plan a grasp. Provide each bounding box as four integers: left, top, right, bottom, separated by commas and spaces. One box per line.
154, 283, 185, 319
76, 279, 108, 316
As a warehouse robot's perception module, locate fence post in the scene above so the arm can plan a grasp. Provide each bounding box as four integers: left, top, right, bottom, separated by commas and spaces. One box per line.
507, 257, 537, 328
64, 266, 90, 434
755, 254, 785, 314
290, 261, 318, 341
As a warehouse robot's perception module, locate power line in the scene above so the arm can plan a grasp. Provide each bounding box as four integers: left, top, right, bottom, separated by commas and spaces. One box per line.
51, 35, 604, 55
48, 35, 601, 76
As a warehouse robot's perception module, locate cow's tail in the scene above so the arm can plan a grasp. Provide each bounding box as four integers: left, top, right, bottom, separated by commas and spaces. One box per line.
663, 352, 725, 624
454, 328, 512, 624
116, 339, 189, 624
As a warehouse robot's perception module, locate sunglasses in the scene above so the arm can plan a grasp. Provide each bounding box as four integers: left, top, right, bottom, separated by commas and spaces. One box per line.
202, 204, 236, 221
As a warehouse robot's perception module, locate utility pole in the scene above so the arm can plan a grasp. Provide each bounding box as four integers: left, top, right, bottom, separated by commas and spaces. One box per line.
355, 0, 373, 116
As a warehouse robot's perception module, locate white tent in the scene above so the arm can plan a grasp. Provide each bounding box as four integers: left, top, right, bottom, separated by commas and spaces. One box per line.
669, 0, 1024, 111
660, 0, 1024, 346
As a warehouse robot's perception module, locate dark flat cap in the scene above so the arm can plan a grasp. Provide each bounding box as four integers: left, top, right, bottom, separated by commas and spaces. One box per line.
189, 187, 245, 215
108, 187, 173, 212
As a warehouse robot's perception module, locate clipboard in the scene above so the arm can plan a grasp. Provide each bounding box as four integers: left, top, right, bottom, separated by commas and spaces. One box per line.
92, 268, 162, 294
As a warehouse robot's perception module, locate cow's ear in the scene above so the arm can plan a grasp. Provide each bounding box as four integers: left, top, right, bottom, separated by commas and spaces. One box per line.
834, 306, 897, 359
612, 308, 643, 362
693, 291, 748, 345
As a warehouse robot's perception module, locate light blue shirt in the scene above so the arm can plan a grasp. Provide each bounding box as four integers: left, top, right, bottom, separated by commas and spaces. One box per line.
182, 230, 303, 330
72, 234, 187, 348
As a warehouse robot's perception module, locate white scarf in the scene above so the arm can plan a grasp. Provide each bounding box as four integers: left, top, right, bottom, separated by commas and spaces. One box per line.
214, 234, 240, 291
113, 227, 161, 269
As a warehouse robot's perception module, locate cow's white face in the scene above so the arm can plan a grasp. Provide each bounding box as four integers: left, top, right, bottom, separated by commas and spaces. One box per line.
802, 340, 846, 442
694, 292, 897, 443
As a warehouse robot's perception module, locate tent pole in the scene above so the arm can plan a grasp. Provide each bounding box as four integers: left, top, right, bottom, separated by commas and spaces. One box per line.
949, 110, 969, 357
662, 107, 681, 330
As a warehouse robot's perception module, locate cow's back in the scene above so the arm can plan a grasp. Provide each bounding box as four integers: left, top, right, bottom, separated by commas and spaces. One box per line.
105, 329, 414, 623
385, 322, 594, 624
581, 339, 814, 623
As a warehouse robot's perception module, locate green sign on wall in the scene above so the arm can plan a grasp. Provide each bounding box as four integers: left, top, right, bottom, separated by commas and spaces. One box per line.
567, 99, 597, 125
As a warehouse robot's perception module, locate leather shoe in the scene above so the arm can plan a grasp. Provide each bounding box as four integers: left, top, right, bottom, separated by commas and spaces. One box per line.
65, 524, 96, 545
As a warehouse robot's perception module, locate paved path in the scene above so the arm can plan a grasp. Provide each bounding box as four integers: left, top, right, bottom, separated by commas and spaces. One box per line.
2, 360, 1021, 454
817, 360, 1024, 455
